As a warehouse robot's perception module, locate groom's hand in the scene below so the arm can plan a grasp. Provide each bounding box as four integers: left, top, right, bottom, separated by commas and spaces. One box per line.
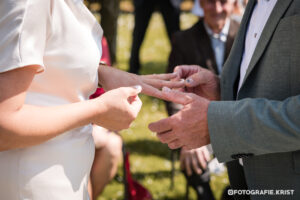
149, 88, 211, 150
174, 65, 221, 101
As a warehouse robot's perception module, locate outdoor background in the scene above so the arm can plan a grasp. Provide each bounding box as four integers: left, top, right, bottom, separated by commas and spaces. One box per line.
89, 1, 230, 199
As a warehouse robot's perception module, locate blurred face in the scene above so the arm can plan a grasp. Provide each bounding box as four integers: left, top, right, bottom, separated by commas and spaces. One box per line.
200, 0, 235, 33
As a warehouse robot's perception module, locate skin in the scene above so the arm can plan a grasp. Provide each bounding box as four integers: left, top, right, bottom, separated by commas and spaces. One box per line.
200, 0, 235, 33
149, 65, 220, 150
165, 0, 235, 173
98, 65, 184, 99
88, 126, 122, 200
180, 146, 211, 176
0, 65, 184, 151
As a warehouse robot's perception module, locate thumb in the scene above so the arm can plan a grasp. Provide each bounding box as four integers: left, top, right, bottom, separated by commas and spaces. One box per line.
123, 85, 142, 104
122, 85, 142, 96
185, 71, 209, 87
129, 95, 142, 117
162, 87, 194, 105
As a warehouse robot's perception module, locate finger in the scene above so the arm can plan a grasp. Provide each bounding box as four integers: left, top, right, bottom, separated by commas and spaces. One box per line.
196, 150, 207, 169
191, 152, 202, 175
185, 70, 213, 88
142, 72, 179, 80
185, 154, 192, 176
122, 85, 142, 98
125, 86, 141, 105
203, 147, 211, 162
168, 139, 182, 149
157, 131, 176, 144
129, 96, 142, 117
149, 117, 173, 133
141, 83, 165, 99
174, 65, 202, 78
161, 87, 194, 105
141, 84, 188, 101
143, 78, 185, 89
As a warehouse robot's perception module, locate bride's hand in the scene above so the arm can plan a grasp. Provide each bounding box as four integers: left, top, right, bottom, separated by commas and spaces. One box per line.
91, 86, 142, 131
98, 66, 184, 100
138, 73, 184, 99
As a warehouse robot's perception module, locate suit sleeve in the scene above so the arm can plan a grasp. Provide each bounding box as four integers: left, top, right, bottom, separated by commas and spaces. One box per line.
166, 34, 185, 116
207, 95, 300, 162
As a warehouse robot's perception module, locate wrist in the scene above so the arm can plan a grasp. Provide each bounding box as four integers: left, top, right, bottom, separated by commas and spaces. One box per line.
88, 97, 107, 124
97, 63, 107, 87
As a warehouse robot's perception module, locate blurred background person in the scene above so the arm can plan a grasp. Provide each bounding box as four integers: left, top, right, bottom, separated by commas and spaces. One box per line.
87, 0, 120, 65
88, 126, 122, 200
231, 0, 248, 22
165, 0, 243, 199
192, 0, 204, 17
129, 0, 182, 74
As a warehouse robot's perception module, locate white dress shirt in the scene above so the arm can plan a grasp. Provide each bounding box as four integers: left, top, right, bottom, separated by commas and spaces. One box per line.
238, 0, 278, 165
238, 0, 278, 91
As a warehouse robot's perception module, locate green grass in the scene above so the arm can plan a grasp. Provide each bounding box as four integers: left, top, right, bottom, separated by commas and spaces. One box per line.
99, 12, 229, 200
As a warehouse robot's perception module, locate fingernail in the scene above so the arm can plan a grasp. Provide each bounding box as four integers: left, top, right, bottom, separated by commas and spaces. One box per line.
162, 87, 171, 92
180, 79, 185, 83
186, 78, 193, 84
133, 85, 142, 93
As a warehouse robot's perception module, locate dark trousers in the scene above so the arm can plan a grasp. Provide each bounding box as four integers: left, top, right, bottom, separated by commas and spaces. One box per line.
184, 169, 215, 200
98, 0, 120, 64
226, 160, 250, 200
129, 0, 180, 74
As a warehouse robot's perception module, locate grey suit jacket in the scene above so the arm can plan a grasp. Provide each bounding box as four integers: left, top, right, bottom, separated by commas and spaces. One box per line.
207, 0, 300, 198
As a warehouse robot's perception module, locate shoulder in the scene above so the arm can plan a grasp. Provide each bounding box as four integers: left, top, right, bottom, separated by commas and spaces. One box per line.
0, 0, 52, 39
0, 0, 51, 25
0, 0, 50, 13
0, 0, 51, 73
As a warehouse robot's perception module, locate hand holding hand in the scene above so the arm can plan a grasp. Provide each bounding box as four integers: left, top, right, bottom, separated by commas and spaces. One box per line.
98, 66, 185, 100
180, 146, 211, 176
92, 86, 142, 131
174, 65, 220, 100
139, 73, 185, 99
149, 88, 211, 150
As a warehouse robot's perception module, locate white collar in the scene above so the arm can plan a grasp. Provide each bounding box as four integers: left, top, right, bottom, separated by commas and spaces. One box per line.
203, 18, 230, 42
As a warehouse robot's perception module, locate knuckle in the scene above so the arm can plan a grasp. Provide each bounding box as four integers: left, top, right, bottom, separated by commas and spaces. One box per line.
129, 112, 136, 120
168, 143, 175, 149
127, 116, 135, 124
125, 123, 131, 129
160, 137, 167, 144
121, 121, 131, 130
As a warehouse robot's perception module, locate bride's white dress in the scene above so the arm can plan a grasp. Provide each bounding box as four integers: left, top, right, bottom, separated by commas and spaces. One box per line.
0, 0, 103, 199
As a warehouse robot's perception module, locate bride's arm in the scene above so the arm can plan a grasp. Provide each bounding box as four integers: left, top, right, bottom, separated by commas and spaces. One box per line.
0, 66, 141, 151
98, 65, 184, 99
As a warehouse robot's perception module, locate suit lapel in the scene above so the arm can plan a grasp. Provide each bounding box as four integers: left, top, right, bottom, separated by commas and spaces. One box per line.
241, 0, 293, 87
224, 20, 237, 62
221, 0, 256, 99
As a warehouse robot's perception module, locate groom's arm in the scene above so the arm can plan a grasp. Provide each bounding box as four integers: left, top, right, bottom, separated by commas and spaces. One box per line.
149, 90, 300, 163
208, 95, 300, 162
